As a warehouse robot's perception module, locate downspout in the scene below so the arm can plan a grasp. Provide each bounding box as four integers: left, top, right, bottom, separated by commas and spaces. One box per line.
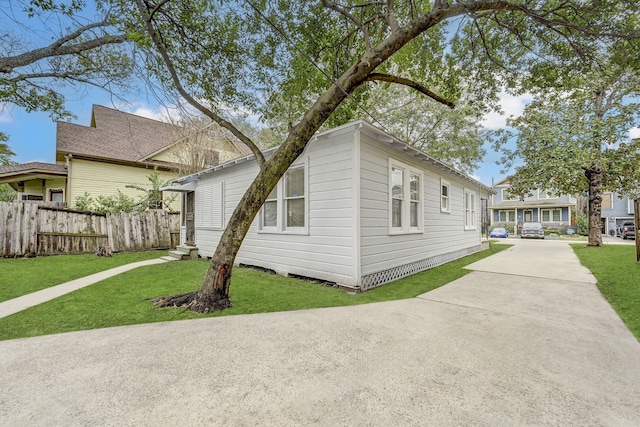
353, 123, 363, 290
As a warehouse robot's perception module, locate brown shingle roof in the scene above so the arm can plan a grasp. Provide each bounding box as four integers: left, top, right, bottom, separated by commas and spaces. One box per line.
56, 105, 182, 163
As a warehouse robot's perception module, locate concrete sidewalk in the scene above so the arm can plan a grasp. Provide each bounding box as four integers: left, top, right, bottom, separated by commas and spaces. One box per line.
1, 240, 639, 426
0, 258, 171, 319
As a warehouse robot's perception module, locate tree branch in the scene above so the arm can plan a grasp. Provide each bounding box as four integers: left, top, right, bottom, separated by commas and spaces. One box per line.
134, 0, 265, 168
322, 0, 372, 51
366, 73, 455, 108
0, 21, 125, 74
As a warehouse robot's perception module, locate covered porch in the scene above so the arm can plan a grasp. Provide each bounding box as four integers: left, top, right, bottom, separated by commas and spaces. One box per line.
0, 162, 68, 203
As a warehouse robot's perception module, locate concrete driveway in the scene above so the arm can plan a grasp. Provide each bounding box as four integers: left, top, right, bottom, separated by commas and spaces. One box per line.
1, 240, 639, 426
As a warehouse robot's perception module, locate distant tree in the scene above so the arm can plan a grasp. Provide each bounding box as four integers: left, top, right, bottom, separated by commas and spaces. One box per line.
360, 84, 487, 174
493, 39, 640, 246
126, 168, 177, 211
0, 1, 133, 119
0, 133, 17, 201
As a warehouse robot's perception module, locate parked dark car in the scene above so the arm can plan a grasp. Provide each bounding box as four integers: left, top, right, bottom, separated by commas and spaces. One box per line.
490, 227, 509, 238
521, 222, 545, 239
621, 221, 635, 240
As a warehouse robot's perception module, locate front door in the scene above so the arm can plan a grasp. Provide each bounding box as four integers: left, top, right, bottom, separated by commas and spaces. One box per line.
185, 191, 195, 245
524, 210, 533, 222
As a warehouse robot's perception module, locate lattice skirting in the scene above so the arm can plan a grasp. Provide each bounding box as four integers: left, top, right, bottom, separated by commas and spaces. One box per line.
360, 245, 482, 291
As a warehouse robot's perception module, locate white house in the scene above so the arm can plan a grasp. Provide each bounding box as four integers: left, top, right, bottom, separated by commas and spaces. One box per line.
166, 121, 491, 291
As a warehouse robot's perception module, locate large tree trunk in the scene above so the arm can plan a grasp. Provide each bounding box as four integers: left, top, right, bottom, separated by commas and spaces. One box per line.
585, 163, 604, 247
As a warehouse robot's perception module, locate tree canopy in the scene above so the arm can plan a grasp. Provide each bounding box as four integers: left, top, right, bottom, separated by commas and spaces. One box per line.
1, 0, 133, 119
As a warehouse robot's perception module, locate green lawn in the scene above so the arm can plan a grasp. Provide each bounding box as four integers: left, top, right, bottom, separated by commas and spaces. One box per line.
572, 244, 640, 341
0, 251, 165, 303
0, 244, 508, 341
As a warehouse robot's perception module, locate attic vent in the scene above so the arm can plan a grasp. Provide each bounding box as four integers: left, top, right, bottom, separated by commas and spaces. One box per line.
360, 245, 482, 291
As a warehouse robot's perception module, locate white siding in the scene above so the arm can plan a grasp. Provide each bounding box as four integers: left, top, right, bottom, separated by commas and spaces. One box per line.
358, 130, 484, 277
194, 126, 358, 286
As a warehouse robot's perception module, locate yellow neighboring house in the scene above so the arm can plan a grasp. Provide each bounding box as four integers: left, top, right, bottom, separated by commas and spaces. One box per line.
0, 105, 251, 209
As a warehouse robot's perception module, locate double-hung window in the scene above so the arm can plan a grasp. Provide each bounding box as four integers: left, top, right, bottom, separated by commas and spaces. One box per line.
464, 189, 477, 230
541, 209, 561, 222
389, 159, 423, 234
440, 179, 450, 213
259, 160, 308, 234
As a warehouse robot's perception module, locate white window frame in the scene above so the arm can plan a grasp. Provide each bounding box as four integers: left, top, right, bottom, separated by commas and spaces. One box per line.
538, 189, 558, 199
259, 159, 309, 235
498, 210, 515, 222
464, 188, 477, 230
629, 198, 635, 215
541, 208, 561, 222
501, 188, 518, 201
389, 158, 423, 235
440, 178, 451, 213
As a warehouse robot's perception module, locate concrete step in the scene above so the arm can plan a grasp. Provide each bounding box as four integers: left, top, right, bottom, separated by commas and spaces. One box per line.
167, 245, 198, 260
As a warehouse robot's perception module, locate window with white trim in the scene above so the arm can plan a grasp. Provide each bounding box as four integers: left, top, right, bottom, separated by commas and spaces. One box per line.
498, 210, 515, 222
629, 198, 636, 215
259, 161, 308, 234
389, 159, 423, 234
541, 208, 561, 222
262, 186, 277, 228
538, 189, 558, 199
285, 166, 305, 228
464, 189, 476, 230
501, 188, 518, 201
440, 179, 450, 213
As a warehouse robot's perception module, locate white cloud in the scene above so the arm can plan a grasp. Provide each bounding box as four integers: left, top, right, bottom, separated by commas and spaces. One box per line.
629, 127, 640, 139
482, 93, 533, 129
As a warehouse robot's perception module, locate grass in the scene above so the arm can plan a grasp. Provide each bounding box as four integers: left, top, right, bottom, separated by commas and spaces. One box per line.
0, 250, 165, 303
572, 244, 640, 341
0, 244, 509, 341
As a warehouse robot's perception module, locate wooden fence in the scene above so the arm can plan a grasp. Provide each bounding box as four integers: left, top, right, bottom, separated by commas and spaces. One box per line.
0, 202, 180, 257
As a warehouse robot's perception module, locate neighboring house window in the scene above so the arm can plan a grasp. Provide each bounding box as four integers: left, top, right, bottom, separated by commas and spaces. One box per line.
464, 189, 476, 230
389, 159, 423, 233
629, 198, 636, 215
541, 209, 561, 222
602, 193, 613, 209
538, 189, 557, 199
498, 210, 515, 222
440, 179, 450, 213
49, 189, 64, 202
259, 160, 308, 234
501, 188, 517, 201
